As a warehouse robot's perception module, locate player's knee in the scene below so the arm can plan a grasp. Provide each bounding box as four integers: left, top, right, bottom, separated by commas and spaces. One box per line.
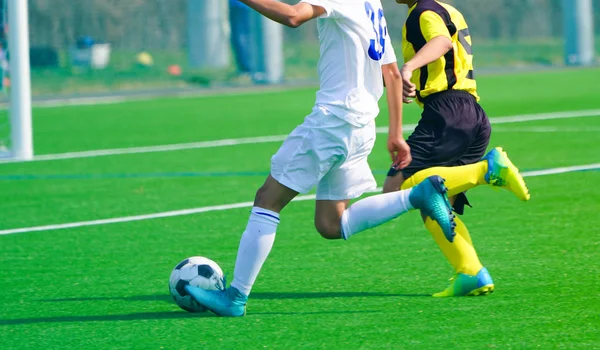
254, 184, 269, 204
254, 182, 284, 211
314, 220, 341, 240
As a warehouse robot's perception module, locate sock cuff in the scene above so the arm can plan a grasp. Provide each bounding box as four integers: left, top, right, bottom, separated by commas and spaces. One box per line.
251, 207, 280, 225
340, 209, 350, 240
400, 188, 414, 211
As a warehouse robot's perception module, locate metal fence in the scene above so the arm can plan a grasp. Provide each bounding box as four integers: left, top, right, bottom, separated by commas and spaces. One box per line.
16, 0, 600, 96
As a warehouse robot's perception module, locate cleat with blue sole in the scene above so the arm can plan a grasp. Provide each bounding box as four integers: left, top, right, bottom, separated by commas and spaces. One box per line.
409, 175, 457, 242
184, 284, 247, 317
484, 147, 530, 201
433, 267, 495, 297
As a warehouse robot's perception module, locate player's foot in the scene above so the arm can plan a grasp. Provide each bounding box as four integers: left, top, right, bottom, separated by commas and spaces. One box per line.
409, 175, 456, 242
184, 284, 247, 317
483, 147, 530, 201
433, 267, 494, 297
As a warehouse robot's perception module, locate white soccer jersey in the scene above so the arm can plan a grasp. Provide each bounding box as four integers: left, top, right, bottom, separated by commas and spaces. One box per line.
300, 0, 397, 127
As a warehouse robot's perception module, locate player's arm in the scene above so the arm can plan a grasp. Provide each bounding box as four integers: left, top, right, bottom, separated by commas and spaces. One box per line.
403, 36, 452, 72
239, 0, 326, 28
402, 11, 453, 99
382, 62, 412, 169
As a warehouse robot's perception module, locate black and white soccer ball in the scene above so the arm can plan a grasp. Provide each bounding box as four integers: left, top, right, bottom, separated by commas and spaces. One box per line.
169, 256, 224, 313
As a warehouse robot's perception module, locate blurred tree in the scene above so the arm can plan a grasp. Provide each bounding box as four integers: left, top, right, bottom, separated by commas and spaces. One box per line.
24, 0, 593, 51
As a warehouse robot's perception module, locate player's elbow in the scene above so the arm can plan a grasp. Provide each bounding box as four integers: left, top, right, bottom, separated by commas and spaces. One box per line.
285, 15, 305, 28
284, 4, 318, 28
383, 66, 402, 81
382, 64, 402, 85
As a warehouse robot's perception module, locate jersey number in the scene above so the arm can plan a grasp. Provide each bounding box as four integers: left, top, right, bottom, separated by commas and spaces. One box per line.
457, 28, 474, 78
457, 28, 473, 55
365, 2, 387, 61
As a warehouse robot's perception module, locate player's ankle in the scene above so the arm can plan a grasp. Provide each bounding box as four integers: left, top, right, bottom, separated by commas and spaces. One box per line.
478, 161, 489, 185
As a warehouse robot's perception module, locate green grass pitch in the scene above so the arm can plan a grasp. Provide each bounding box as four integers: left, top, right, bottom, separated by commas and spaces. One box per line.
1, 68, 599, 349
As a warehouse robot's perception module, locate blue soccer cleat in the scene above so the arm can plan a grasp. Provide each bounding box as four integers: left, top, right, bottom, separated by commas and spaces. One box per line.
483, 147, 530, 201
433, 267, 495, 297
409, 175, 457, 242
184, 283, 248, 317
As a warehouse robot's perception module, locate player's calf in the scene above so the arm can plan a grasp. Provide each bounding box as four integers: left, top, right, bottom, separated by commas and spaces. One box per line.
339, 176, 455, 241
315, 222, 343, 240
315, 200, 348, 240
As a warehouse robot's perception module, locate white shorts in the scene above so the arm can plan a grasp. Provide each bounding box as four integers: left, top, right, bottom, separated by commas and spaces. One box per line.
271, 106, 377, 201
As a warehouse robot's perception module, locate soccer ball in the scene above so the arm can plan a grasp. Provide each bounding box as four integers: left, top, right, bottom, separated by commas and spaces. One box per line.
169, 256, 224, 313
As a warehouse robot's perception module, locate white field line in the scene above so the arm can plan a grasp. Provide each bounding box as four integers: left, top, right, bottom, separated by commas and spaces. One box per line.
373, 109, 600, 133
0, 84, 319, 110
491, 127, 600, 133
1, 109, 599, 164
0, 96, 130, 111
1, 163, 599, 236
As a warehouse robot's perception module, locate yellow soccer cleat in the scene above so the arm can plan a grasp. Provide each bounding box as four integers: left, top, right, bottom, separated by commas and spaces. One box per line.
483, 147, 530, 201
433, 267, 495, 297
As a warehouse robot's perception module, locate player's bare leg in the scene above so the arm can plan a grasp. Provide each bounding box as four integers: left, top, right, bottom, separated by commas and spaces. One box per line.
186, 175, 298, 317
315, 176, 456, 242
253, 175, 299, 212
315, 200, 349, 239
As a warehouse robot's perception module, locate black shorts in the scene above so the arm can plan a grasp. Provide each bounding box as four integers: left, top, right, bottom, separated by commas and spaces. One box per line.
388, 90, 491, 213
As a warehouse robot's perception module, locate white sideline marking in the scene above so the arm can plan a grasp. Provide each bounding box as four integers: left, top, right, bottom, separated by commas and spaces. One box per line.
1, 163, 599, 236
0, 96, 128, 111
519, 164, 600, 177
373, 109, 600, 133
492, 127, 600, 133
1, 109, 599, 164
33, 135, 290, 162
0, 84, 318, 110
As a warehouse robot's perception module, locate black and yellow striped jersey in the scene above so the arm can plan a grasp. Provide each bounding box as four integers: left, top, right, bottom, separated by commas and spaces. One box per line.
402, 0, 478, 105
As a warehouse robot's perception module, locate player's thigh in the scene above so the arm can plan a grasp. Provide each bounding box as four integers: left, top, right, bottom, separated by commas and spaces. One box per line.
458, 105, 491, 166
396, 120, 455, 180
398, 95, 477, 179
314, 122, 375, 239
314, 200, 350, 239
270, 109, 346, 196
316, 122, 377, 202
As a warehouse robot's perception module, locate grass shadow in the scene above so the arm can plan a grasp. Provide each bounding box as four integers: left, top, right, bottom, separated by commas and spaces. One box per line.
252, 310, 382, 316
0, 311, 213, 326
36, 292, 429, 304
0, 309, 386, 325
251, 292, 430, 299
12, 293, 429, 325
37, 295, 173, 303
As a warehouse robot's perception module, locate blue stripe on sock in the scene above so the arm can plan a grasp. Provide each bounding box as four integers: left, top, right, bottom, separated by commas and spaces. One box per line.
254, 211, 280, 222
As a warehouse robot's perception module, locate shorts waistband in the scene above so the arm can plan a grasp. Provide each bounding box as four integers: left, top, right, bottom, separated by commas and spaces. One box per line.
421, 90, 476, 104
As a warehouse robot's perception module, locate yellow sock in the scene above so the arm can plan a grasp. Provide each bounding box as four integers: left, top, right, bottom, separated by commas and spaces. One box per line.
401, 162, 488, 197
425, 217, 482, 275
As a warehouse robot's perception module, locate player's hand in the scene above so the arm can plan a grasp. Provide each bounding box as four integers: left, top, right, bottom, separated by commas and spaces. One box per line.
400, 64, 417, 104
388, 136, 412, 170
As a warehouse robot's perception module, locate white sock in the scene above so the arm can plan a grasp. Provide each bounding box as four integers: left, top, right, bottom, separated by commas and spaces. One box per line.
231, 207, 279, 296
341, 189, 414, 240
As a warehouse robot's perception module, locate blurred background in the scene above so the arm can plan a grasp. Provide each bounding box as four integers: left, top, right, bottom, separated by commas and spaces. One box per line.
3, 0, 597, 98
